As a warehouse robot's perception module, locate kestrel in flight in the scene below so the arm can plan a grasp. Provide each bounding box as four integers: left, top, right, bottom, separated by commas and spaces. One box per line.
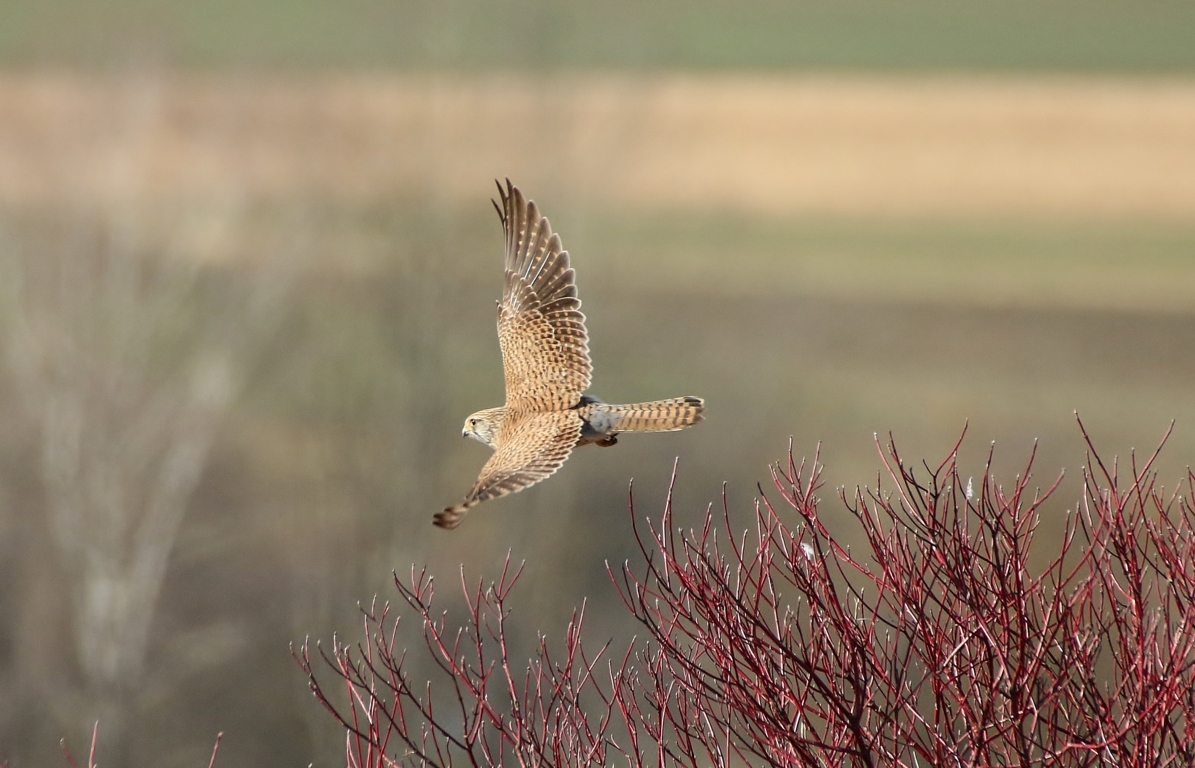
436, 180, 705, 529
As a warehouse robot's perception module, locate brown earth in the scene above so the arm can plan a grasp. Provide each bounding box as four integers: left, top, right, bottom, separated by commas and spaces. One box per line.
1, 73, 1194, 221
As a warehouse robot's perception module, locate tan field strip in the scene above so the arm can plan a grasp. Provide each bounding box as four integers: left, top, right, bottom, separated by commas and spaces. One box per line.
1, 73, 1194, 221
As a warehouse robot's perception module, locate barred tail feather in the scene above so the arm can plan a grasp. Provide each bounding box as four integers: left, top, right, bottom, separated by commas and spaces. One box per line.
608, 397, 705, 433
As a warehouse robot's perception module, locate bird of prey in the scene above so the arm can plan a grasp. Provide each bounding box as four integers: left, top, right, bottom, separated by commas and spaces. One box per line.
436, 180, 704, 529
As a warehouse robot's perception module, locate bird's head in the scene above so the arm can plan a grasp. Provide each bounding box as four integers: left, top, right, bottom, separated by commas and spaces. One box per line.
461, 407, 505, 449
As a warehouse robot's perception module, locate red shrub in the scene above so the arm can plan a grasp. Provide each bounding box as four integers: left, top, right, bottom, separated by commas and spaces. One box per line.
294, 559, 636, 767
300, 422, 1195, 767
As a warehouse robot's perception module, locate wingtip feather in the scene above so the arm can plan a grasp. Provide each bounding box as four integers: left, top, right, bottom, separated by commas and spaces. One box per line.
434, 504, 469, 529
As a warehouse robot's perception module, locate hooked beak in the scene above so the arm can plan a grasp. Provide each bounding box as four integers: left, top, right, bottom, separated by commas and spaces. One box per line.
461, 429, 468, 438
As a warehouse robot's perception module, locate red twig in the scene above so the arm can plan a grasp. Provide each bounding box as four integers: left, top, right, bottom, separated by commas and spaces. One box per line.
206, 732, 223, 768
60, 723, 222, 767
60, 722, 97, 768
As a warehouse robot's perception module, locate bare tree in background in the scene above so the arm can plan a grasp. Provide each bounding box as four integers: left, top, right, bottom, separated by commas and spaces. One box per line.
0, 77, 294, 758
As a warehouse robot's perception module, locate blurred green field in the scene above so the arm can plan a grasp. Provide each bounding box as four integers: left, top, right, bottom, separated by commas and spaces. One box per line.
580, 214, 1195, 313
2, 0, 1195, 72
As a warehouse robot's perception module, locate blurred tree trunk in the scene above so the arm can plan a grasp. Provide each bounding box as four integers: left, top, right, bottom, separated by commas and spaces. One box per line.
0, 75, 291, 757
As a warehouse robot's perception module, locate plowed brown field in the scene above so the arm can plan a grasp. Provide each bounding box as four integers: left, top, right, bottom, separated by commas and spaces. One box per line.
2, 74, 1194, 220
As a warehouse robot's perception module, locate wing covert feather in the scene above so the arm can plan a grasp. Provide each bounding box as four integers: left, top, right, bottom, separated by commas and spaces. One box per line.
495, 180, 592, 410
434, 411, 581, 528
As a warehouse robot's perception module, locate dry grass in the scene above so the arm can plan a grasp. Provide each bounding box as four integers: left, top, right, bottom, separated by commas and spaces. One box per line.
1, 73, 1194, 221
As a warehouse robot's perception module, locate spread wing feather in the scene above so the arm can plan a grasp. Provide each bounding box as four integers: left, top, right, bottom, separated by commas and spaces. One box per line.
434, 411, 582, 529
496, 179, 592, 410
436, 181, 593, 529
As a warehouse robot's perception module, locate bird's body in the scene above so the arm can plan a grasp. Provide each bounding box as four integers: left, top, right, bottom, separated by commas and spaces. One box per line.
436, 181, 704, 529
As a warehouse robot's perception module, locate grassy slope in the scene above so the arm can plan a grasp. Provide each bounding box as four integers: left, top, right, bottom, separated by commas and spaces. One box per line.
578, 214, 1195, 314
1, 0, 1194, 71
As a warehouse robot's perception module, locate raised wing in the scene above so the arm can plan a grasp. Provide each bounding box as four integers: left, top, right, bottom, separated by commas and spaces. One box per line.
495, 180, 592, 411
434, 411, 582, 529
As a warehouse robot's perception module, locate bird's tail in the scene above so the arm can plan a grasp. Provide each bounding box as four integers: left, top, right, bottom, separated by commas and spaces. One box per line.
606, 397, 705, 432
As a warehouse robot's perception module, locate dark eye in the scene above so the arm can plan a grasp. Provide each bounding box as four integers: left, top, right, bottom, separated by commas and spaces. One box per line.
469, 418, 478, 426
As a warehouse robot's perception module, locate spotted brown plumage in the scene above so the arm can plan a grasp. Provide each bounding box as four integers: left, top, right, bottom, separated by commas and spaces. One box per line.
497, 182, 591, 410
436, 180, 705, 529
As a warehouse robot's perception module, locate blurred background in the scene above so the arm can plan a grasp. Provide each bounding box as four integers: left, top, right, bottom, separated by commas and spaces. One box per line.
1, 1, 1194, 765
